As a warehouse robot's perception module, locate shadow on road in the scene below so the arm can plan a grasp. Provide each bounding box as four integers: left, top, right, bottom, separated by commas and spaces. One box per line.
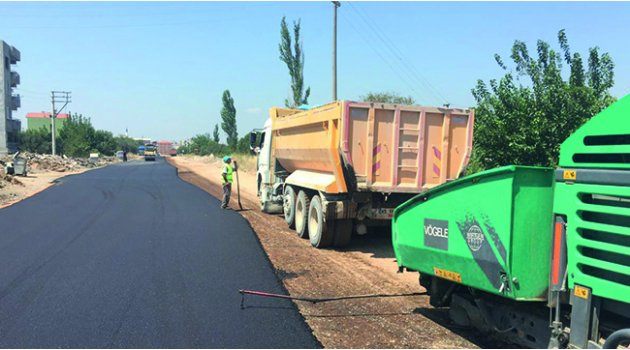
340, 226, 396, 259
413, 307, 516, 348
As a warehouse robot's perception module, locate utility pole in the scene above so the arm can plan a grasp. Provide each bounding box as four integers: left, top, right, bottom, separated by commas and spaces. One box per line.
50, 91, 71, 156
332, 1, 340, 101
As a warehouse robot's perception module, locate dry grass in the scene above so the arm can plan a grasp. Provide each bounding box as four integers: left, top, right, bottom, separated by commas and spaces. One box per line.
232, 154, 257, 174
178, 153, 257, 174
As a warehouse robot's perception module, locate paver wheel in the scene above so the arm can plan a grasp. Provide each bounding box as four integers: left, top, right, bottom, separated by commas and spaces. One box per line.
333, 220, 353, 248
283, 186, 296, 229
295, 190, 310, 239
308, 195, 334, 248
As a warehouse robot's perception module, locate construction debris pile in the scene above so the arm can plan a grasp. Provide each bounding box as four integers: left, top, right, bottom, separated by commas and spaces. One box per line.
1, 152, 117, 174
1, 152, 119, 177
0, 166, 23, 189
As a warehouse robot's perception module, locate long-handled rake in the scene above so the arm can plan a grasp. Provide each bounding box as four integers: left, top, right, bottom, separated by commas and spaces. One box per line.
233, 160, 243, 211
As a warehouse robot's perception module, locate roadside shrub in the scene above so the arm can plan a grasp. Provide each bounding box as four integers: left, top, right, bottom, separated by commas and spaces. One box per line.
18, 127, 52, 154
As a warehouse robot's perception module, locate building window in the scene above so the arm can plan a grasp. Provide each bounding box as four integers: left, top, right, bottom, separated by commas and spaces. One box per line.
4, 56, 8, 70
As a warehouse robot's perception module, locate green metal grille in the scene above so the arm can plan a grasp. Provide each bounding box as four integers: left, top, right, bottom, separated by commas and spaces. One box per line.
555, 94, 630, 304
559, 95, 630, 170
555, 182, 630, 303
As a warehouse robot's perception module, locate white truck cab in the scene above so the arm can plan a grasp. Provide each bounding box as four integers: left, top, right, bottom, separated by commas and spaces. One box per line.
250, 118, 283, 213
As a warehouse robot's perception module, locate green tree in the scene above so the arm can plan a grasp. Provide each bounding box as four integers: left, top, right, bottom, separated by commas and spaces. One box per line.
213, 124, 220, 143
114, 135, 143, 153
179, 134, 228, 156
19, 113, 122, 157
58, 114, 95, 157
236, 134, 252, 153
221, 90, 238, 150
279, 16, 310, 108
56, 113, 118, 157
19, 127, 51, 154
469, 30, 616, 172
361, 92, 415, 105
92, 129, 116, 155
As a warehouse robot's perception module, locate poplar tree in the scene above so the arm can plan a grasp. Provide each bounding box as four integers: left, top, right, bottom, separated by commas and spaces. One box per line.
220, 90, 238, 150
279, 16, 310, 108
212, 124, 220, 143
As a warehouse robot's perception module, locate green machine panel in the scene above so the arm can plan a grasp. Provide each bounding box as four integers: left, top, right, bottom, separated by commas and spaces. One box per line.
559, 94, 630, 170
555, 94, 630, 304
554, 181, 630, 303
393, 166, 555, 300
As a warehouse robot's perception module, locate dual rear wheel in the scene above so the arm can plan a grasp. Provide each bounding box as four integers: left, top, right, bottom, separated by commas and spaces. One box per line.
294, 189, 310, 238
284, 186, 352, 248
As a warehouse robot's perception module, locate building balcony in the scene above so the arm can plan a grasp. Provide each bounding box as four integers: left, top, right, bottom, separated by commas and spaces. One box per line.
10, 46, 20, 64
10, 71, 19, 87
11, 94, 20, 110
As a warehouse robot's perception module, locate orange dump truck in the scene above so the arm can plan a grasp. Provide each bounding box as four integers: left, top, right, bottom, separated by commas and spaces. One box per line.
250, 101, 474, 248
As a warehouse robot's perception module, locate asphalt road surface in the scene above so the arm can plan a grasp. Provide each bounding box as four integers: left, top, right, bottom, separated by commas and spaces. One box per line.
0, 158, 319, 348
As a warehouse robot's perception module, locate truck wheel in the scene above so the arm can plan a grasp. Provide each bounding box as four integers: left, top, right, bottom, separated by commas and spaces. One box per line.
283, 186, 296, 229
295, 190, 310, 238
308, 195, 334, 248
333, 220, 353, 248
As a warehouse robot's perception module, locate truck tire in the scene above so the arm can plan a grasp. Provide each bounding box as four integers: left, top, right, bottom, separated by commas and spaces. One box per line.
333, 220, 353, 248
257, 176, 262, 197
260, 201, 271, 213
283, 186, 296, 229
308, 195, 334, 248
295, 190, 310, 239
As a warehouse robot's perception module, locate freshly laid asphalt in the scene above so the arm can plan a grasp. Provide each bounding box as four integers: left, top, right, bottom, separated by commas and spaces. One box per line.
0, 158, 319, 348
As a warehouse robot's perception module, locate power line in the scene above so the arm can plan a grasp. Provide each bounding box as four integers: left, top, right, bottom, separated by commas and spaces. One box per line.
348, 2, 446, 103
340, 14, 428, 102
14, 87, 49, 96
346, 2, 449, 105
51, 91, 71, 156
7, 16, 250, 30
348, 2, 444, 103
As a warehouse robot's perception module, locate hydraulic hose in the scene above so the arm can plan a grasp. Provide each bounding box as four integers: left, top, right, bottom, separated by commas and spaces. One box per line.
603, 328, 630, 349
238, 289, 425, 309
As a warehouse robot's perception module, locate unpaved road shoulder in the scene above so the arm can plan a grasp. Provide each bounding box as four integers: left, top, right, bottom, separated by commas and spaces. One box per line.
168, 155, 488, 348
0, 169, 91, 209
1, 153, 119, 209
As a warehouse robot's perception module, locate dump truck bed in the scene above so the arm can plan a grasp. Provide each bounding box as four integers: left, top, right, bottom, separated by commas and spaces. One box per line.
270, 101, 474, 194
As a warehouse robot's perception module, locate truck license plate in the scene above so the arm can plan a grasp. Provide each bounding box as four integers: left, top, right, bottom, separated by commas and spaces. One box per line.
370, 208, 394, 219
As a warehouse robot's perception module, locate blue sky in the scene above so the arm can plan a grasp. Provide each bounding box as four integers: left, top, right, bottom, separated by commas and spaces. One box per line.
2, 1, 630, 142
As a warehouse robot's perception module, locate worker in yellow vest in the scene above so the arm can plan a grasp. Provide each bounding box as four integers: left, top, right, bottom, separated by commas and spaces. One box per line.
221, 156, 235, 209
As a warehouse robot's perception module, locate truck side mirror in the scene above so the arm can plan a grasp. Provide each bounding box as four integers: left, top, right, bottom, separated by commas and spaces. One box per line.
249, 132, 259, 155
249, 132, 257, 147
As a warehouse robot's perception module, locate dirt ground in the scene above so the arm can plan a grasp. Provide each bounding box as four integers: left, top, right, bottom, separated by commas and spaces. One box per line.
169, 155, 499, 349
0, 169, 101, 209
0, 155, 121, 209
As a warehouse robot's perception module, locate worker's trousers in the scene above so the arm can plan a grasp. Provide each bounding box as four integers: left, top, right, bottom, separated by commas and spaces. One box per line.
221, 183, 232, 208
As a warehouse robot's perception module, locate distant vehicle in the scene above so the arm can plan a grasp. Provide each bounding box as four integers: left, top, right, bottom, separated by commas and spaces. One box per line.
169, 148, 177, 157
138, 145, 146, 156
115, 150, 124, 159
157, 140, 174, 156
144, 145, 157, 161
250, 101, 474, 248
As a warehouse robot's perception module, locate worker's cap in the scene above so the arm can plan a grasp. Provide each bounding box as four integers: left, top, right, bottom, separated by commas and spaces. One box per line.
223, 156, 232, 162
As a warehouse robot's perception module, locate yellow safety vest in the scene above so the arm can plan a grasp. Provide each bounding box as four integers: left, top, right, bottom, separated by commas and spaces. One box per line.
222, 163, 234, 184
